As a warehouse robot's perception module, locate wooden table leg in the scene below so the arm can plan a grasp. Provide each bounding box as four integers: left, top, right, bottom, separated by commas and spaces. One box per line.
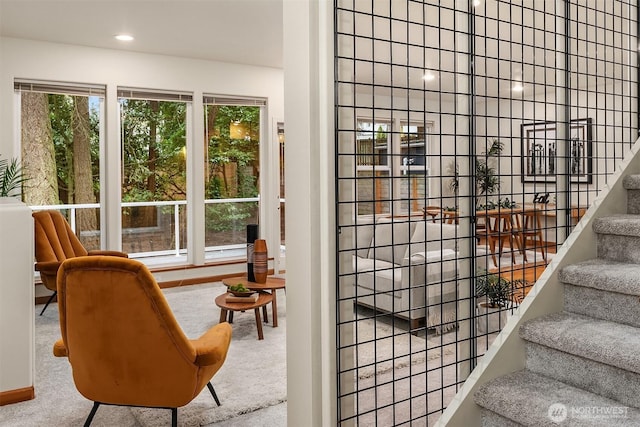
229, 311, 234, 323
219, 309, 227, 324
254, 308, 264, 340
271, 291, 278, 328
262, 305, 269, 324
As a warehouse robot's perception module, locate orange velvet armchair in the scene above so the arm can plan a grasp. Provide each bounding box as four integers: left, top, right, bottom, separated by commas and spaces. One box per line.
53, 256, 233, 427
33, 209, 128, 315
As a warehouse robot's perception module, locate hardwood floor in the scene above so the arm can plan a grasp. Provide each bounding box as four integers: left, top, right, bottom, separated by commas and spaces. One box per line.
488, 245, 556, 304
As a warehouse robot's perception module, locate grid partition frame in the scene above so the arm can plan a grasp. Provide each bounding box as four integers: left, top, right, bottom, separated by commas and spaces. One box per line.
335, 0, 638, 425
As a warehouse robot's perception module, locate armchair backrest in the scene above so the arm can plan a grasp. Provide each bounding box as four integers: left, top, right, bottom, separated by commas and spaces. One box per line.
33, 210, 88, 263
406, 221, 459, 258
368, 217, 417, 264
57, 256, 201, 407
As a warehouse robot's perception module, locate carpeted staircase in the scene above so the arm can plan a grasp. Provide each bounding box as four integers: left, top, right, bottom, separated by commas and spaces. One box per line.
474, 175, 640, 426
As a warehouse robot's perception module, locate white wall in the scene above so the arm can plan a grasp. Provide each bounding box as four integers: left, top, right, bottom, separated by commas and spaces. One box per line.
283, 0, 336, 425
0, 200, 33, 397
480, 83, 636, 206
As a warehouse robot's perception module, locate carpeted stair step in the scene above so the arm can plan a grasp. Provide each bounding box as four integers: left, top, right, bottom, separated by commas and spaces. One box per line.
519, 312, 640, 408
593, 215, 640, 263
559, 259, 640, 328
475, 370, 640, 426
623, 175, 640, 214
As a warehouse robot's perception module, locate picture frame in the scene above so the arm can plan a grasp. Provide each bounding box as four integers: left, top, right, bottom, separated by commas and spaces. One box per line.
520, 118, 593, 184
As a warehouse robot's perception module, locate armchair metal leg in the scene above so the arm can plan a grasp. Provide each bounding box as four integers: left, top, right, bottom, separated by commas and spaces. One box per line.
84, 402, 100, 427
207, 382, 221, 406
39, 291, 57, 316
171, 408, 177, 427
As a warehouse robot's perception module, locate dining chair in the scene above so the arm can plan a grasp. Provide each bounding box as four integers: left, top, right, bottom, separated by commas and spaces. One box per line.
517, 208, 547, 263
422, 205, 443, 223
478, 209, 523, 268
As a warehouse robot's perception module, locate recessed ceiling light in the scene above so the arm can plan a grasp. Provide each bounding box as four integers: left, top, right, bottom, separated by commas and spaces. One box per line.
422, 72, 436, 81
115, 34, 134, 42
472, 0, 482, 7
512, 83, 524, 92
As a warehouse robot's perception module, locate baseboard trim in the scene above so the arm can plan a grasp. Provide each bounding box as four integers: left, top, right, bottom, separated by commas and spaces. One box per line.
0, 386, 34, 406
35, 294, 56, 305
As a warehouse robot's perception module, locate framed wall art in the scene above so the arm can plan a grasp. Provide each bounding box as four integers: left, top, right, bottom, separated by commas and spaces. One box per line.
520, 118, 593, 184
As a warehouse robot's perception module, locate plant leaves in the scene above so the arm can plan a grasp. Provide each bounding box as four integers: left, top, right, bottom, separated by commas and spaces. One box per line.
0, 156, 27, 197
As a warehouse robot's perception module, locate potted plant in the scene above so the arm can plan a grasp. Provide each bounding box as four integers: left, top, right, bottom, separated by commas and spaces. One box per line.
448, 139, 504, 198
0, 156, 27, 198
475, 271, 514, 333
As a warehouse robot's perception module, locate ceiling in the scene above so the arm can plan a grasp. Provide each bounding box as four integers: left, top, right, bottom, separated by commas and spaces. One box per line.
0, 0, 284, 69
1, 0, 632, 98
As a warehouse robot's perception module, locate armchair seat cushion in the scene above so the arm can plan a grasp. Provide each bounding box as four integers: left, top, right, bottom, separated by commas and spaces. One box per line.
354, 256, 401, 295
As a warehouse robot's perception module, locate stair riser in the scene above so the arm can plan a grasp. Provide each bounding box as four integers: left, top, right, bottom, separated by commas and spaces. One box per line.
628, 189, 640, 214
564, 284, 640, 329
481, 409, 523, 427
526, 341, 640, 409
597, 234, 640, 263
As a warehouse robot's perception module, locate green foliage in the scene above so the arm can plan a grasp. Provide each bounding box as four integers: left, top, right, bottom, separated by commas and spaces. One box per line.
477, 197, 517, 210
47, 94, 101, 202
449, 138, 503, 198
0, 156, 27, 197
476, 139, 503, 195
49, 94, 74, 199
205, 105, 260, 200
476, 271, 513, 308
203, 105, 260, 228
205, 202, 258, 232
121, 99, 187, 202
42, 96, 260, 231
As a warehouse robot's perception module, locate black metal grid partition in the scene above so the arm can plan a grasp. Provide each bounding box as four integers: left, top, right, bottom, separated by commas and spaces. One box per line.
335, 0, 638, 425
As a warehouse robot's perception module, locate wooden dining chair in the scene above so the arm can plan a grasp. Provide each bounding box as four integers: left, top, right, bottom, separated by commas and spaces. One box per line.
517, 208, 547, 263
478, 209, 523, 268
422, 205, 443, 223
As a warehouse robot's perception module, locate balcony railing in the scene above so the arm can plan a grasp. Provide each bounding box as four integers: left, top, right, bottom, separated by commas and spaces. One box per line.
31, 197, 260, 262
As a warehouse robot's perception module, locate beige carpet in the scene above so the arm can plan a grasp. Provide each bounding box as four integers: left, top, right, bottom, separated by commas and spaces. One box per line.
353, 315, 455, 379
1, 283, 287, 427
2, 282, 469, 426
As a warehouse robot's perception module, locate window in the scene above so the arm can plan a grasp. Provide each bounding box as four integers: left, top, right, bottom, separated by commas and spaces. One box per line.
354, 119, 432, 215
278, 121, 286, 247
356, 119, 391, 215
16, 80, 104, 250
356, 119, 391, 169
118, 89, 191, 257
203, 96, 265, 257
400, 122, 431, 212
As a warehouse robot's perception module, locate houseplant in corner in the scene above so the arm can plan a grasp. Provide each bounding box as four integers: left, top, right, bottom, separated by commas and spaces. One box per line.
475, 271, 514, 334
448, 138, 504, 198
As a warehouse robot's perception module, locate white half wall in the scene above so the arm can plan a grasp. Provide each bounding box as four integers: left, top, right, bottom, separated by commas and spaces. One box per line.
0, 199, 34, 398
